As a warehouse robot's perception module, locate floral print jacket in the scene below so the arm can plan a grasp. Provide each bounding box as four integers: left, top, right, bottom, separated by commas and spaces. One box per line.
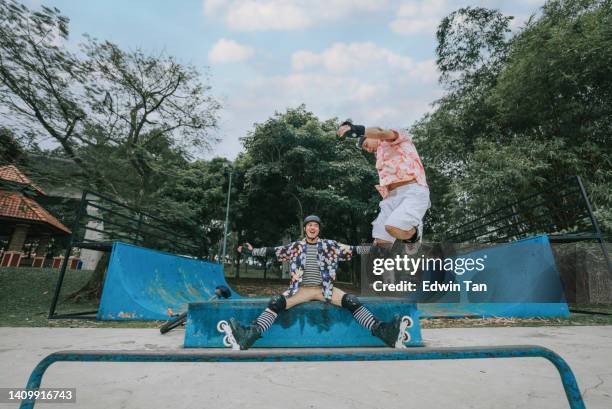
252, 239, 369, 300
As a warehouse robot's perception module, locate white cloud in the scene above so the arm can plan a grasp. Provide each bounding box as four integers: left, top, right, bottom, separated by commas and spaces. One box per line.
253, 75, 433, 129
227, 1, 311, 31
202, 0, 389, 31
508, 13, 535, 31
233, 64, 439, 128
389, 0, 545, 36
292, 42, 412, 74
207, 53, 441, 159
390, 0, 450, 35
203, 0, 229, 15
208, 39, 255, 64
291, 42, 438, 85
408, 59, 439, 84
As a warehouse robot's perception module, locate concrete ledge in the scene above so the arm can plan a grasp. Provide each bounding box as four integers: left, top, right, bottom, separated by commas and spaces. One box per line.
184, 297, 422, 348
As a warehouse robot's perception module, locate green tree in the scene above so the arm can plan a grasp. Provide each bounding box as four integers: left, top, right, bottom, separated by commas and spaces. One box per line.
235, 106, 379, 281
0, 0, 222, 300
0, 1, 87, 171
237, 106, 377, 246
414, 0, 612, 237
81, 39, 221, 205
0, 0, 221, 204
153, 157, 234, 259
0, 127, 24, 165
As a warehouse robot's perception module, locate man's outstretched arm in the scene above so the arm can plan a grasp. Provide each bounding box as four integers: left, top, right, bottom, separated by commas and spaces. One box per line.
239, 242, 293, 261
336, 242, 372, 261
337, 123, 398, 141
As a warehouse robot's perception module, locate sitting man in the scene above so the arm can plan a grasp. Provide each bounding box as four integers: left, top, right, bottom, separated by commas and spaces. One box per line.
218, 215, 412, 350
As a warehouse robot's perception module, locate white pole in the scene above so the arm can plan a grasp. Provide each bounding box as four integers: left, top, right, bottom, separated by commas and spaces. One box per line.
221, 171, 232, 264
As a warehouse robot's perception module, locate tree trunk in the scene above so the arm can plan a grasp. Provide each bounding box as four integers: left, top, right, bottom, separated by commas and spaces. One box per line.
66, 252, 110, 303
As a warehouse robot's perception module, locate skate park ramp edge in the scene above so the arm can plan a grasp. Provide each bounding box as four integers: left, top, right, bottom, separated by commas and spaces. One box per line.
184, 297, 422, 348
419, 235, 570, 318
97, 242, 239, 320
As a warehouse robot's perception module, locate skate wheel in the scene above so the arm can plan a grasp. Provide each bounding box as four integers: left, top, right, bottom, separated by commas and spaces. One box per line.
223, 335, 232, 347
401, 316, 413, 328
217, 320, 228, 332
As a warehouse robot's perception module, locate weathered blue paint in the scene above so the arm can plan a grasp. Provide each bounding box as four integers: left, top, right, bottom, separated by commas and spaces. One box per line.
184, 298, 422, 348
417, 235, 570, 318
19, 345, 586, 409
97, 242, 238, 320
97, 235, 569, 321
419, 303, 570, 318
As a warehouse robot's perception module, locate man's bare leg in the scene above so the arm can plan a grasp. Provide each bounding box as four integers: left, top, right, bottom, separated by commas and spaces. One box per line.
384, 225, 416, 241
285, 286, 325, 309
385, 224, 422, 256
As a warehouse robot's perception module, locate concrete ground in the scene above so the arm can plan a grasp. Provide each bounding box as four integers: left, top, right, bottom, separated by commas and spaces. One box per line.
1, 326, 611, 409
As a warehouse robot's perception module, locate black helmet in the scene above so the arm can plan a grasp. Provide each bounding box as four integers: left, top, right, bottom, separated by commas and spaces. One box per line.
303, 215, 321, 226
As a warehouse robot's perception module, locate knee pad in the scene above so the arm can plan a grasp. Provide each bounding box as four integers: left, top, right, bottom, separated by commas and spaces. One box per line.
341, 293, 362, 312
268, 295, 287, 313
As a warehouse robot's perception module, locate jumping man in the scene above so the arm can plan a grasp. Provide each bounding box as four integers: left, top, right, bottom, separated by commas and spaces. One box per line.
337, 122, 430, 257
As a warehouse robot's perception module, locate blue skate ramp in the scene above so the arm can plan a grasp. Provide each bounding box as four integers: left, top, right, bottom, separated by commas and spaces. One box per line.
418, 235, 569, 318
98, 242, 238, 320
184, 298, 422, 348
419, 303, 569, 318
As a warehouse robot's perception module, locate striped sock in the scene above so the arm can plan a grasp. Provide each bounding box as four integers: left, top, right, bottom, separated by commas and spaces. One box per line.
352, 306, 377, 330
254, 308, 278, 333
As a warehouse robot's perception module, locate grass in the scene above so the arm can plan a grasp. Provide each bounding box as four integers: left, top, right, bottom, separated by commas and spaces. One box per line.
0, 267, 99, 327
1, 267, 611, 328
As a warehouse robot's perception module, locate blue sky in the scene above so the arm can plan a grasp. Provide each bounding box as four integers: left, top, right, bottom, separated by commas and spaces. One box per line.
28, 0, 545, 159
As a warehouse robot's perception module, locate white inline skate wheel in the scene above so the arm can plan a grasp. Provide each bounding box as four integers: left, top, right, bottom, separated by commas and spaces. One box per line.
217, 320, 228, 332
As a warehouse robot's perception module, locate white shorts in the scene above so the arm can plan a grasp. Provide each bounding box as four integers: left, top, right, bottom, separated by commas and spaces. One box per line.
371, 183, 430, 242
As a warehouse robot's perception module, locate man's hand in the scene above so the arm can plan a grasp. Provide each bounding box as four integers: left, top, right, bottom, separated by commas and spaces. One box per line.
337, 124, 352, 139
337, 121, 365, 140
237, 242, 254, 254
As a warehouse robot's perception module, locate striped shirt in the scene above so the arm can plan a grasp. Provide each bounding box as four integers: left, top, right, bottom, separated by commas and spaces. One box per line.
301, 244, 322, 286
251, 239, 372, 300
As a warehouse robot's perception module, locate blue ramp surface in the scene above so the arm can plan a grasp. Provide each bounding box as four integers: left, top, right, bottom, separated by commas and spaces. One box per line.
98, 242, 237, 320
184, 298, 422, 348
419, 235, 569, 318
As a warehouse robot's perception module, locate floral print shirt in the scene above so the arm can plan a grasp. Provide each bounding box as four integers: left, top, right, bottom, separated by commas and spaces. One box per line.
252, 239, 369, 300
375, 129, 428, 199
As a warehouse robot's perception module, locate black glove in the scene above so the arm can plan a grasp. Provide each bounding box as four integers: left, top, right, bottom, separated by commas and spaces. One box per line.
215, 285, 232, 299
239, 243, 253, 256
339, 121, 365, 140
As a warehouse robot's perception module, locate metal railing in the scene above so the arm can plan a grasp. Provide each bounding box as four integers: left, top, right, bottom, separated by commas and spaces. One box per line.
445, 175, 610, 274
19, 346, 585, 409
48, 190, 203, 319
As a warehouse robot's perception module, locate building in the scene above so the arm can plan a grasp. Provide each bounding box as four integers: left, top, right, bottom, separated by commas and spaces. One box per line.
0, 165, 71, 267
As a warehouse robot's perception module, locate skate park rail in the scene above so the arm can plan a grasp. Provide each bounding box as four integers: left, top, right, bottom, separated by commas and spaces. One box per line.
19, 345, 585, 409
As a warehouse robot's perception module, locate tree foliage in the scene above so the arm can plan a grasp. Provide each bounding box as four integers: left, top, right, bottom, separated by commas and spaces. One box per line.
0, 127, 24, 165
415, 0, 612, 236
0, 0, 86, 169
235, 105, 378, 248
0, 0, 220, 206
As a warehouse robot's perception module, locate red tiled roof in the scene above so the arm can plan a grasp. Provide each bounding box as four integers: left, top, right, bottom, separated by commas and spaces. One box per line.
0, 165, 45, 195
0, 190, 71, 234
